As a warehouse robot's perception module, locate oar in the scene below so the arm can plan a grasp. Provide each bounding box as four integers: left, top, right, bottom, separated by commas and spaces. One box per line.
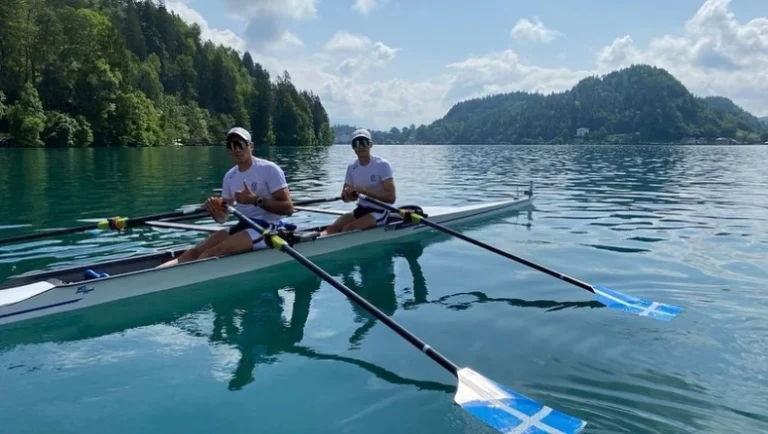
0, 207, 207, 246
226, 204, 587, 433
1, 196, 342, 246
361, 195, 682, 321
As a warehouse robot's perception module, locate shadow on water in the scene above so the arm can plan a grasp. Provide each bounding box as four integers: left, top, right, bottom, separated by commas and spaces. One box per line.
4, 198, 764, 433
0, 205, 552, 390
0, 255, 455, 396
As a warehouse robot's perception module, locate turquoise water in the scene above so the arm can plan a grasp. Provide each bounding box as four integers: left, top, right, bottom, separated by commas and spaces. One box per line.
1, 144, 768, 433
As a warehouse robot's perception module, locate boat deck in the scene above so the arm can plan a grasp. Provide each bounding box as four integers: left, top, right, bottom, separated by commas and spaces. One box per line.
0, 217, 396, 290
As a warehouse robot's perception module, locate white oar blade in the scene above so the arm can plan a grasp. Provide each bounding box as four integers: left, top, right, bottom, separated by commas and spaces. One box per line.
592, 285, 682, 321
455, 367, 586, 434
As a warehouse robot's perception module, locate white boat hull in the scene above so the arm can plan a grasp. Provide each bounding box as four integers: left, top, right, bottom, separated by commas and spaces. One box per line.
0, 194, 533, 327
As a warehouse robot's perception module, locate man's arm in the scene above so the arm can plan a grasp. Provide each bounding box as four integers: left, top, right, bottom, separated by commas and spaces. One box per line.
358, 178, 396, 204
341, 165, 354, 202
359, 160, 395, 203
260, 186, 294, 216
259, 164, 294, 216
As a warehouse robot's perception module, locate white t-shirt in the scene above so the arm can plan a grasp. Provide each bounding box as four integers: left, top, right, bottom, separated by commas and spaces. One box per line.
344, 155, 393, 210
222, 157, 288, 222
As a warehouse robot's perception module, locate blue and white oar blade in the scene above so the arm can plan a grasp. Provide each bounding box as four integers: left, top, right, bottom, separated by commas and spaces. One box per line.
455, 367, 586, 434
592, 285, 682, 321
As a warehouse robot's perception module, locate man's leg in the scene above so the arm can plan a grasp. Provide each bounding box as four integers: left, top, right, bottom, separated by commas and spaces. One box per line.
340, 209, 389, 232
198, 229, 257, 259
157, 230, 230, 268
320, 212, 356, 236
340, 214, 378, 232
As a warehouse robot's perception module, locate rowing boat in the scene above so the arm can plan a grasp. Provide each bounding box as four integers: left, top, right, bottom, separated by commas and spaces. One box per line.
0, 186, 534, 327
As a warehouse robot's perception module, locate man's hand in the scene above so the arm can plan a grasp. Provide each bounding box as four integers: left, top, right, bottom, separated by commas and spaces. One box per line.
235, 180, 258, 205
343, 185, 360, 202
205, 196, 228, 223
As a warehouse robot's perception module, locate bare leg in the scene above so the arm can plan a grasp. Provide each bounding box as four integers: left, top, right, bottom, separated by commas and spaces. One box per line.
198, 229, 256, 259
156, 230, 230, 268
340, 214, 378, 232
320, 213, 355, 236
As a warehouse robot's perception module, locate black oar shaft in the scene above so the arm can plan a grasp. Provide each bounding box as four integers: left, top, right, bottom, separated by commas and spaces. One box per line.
363, 196, 596, 295
293, 196, 343, 206
0, 223, 101, 245
226, 206, 460, 376
0, 197, 341, 247
422, 218, 595, 294
0, 207, 205, 247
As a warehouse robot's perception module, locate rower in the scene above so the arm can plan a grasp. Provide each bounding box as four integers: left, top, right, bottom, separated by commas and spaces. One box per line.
157, 127, 294, 268
320, 129, 396, 236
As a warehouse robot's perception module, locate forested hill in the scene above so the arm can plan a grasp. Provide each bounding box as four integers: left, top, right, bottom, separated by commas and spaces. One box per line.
760, 117, 768, 127
0, 0, 334, 147
335, 65, 767, 144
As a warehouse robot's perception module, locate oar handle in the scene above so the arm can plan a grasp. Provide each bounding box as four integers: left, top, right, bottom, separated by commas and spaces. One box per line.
226, 204, 461, 377
360, 195, 597, 295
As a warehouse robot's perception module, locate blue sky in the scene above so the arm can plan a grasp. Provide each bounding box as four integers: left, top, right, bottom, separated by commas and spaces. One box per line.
167, 0, 768, 130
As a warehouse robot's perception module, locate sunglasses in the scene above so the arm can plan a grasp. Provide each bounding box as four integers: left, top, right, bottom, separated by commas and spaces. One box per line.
351, 138, 370, 148
226, 139, 247, 150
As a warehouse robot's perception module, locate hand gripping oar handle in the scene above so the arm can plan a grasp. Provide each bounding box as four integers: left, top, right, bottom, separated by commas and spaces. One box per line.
225, 204, 459, 375
0, 206, 207, 246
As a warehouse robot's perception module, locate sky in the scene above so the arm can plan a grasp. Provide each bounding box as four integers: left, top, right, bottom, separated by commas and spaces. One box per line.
165, 0, 768, 131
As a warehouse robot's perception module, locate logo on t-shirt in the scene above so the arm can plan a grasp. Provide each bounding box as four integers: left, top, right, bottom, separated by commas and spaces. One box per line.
250, 181, 258, 191
370, 174, 376, 182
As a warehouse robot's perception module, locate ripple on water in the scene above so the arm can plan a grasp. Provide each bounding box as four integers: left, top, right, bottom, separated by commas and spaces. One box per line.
1, 145, 768, 433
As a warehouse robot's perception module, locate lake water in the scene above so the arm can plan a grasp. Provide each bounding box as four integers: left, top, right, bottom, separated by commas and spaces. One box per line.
1, 144, 768, 433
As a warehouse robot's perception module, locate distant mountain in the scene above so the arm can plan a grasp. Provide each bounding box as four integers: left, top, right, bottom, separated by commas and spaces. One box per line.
760, 117, 768, 127
335, 64, 767, 144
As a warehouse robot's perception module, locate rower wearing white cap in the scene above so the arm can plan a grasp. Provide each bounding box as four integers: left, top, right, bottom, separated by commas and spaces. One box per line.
321, 128, 396, 235
158, 127, 294, 268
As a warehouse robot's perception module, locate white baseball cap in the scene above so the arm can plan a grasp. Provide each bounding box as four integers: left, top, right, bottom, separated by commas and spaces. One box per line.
351, 128, 371, 141
226, 127, 251, 143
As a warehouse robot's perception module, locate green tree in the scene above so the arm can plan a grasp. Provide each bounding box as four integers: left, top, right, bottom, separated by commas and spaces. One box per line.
0, 0, 335, 148
8, 83, 46, 146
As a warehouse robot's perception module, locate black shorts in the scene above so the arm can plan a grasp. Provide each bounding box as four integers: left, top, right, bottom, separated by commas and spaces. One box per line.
352, 205, 390, 225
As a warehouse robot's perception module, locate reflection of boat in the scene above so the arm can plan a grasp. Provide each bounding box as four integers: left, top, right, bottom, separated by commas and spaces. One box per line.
0, 236, 456, 396
0, 187, 534, 327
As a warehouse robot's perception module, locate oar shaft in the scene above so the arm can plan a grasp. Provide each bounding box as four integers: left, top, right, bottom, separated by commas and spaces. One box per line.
0, 223, 100, 245
226, 206, 460, 376
0, 207, 206, 247
361, 196, 596, 295
125, 207, 206, 226
422, 218, 595, 294
293, 196, 343, 206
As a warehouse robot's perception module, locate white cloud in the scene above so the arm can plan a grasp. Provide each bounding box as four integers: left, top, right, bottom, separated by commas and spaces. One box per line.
320, 32, 400, 79
511, 17, 561, 43
269, 31, 305, 50
335, 41, 399, 77
223, 0, 317, 20
324, 31, 372, 51
445, 50, 591, 104
168, 0, 768, 130
596, 0, 768, 117
353, 0, 380, 15
166, 1, 246, 52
